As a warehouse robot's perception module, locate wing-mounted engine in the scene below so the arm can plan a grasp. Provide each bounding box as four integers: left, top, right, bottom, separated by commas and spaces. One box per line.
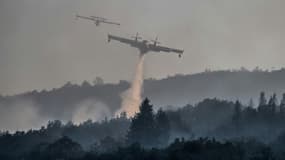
131, 33, 142, 42
151, 36, 161, 46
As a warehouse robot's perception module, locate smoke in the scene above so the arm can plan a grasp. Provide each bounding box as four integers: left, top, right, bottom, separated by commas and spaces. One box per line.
0, 97, 112, 132
72, 99, 111, 124
118, 54, 145, 117
0, 99, 47, 132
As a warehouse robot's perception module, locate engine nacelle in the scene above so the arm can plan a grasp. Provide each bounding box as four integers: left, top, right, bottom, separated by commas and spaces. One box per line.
95, 21, 100, 26
107, 35, 111, 42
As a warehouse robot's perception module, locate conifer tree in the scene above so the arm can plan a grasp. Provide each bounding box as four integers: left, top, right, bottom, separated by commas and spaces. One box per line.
127, 98, 156, 146
232, 100, 242, 130
156, 108, 170, 146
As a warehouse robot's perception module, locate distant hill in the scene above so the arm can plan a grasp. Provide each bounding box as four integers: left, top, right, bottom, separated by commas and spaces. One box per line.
144, 68, 285, 108
1, 68, 285, 126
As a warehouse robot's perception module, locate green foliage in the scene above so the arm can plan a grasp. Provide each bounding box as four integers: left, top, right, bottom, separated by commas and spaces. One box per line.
156, 108, 170, 146
2, 95, 285, 159
44, 136, 84, 159
127, 98, 157, 147
127, 98, 171, 147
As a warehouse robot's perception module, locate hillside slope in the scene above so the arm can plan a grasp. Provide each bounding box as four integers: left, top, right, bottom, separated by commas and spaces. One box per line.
1, 69, 285, 125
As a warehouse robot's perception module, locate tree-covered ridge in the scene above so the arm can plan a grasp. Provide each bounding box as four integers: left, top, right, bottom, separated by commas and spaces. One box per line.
1, 93, 285, 159
2, 68, 285, 124
25, 137, 277, 160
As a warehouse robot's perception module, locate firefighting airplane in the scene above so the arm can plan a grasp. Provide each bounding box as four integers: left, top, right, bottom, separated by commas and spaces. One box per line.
108, 33, 184, 58
75, 14, 120, 26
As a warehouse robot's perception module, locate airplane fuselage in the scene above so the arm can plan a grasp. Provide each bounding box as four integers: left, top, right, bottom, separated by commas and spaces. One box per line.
130, 41, 149, 54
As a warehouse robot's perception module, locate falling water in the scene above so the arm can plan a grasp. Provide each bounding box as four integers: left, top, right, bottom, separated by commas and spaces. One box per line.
117, 54, 145, 117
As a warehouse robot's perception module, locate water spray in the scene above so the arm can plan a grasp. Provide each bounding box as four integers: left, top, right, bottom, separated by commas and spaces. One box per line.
117, 54, 145, 117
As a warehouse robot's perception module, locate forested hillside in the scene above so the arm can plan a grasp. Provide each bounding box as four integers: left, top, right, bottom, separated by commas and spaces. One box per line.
1, 69, 285, 126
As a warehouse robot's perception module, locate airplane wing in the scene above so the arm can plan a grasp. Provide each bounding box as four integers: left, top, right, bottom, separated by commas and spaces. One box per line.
149, 44, 184, 54
76, 15, 95, 21
102, 21, 120, 26
108, 34, 136, 45
90, 16, 106, 20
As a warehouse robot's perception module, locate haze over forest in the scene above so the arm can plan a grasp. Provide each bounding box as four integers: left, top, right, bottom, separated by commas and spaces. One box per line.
1, 69, 285, 131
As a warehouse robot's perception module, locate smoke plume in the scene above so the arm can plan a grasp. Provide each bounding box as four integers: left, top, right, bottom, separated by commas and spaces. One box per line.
118, 54, 145, 117
72, 99, 111, 124
0, 99, 48, 132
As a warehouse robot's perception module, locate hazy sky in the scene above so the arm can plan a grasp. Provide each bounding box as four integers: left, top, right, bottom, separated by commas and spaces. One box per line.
1, 0, 285, 95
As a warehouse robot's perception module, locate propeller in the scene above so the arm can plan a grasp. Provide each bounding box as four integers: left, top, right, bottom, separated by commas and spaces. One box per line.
131, 33, 142, 41
151, 36, 161, 46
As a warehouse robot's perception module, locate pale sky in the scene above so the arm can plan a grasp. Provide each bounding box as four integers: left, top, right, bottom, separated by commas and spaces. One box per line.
1, 0, 285, 95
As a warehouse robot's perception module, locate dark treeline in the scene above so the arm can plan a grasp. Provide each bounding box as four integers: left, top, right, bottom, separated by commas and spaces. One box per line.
24, 137, 279, 160
1, 92, 285, 159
